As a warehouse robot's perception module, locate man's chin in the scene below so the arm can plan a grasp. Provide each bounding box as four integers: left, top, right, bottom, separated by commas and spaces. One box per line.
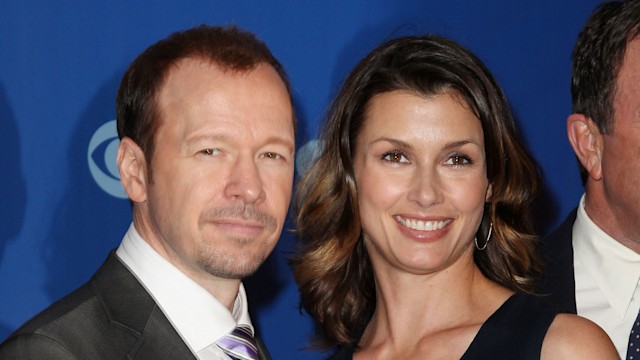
199, 256, 265, 280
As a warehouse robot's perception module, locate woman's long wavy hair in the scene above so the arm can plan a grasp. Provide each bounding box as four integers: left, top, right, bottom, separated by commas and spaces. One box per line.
291, 34, 541, 348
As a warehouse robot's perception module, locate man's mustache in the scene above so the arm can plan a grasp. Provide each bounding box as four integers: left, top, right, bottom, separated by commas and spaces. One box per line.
201, 204, 278, 230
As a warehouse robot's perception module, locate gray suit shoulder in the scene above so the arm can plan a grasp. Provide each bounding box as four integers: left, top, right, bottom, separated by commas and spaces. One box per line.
0, 279, 138, 359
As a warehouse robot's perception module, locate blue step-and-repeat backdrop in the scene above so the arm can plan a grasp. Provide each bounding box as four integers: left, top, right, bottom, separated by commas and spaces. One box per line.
0, 1, 603, 358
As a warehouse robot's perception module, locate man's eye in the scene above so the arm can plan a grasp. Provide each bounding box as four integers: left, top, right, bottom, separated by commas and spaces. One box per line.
201, 148, 221, 156
262, 152, 282, 160
382, 151, 408, 163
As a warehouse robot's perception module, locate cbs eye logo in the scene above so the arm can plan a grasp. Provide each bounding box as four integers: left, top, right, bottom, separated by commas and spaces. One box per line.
87, 120, 126, 199
295, 139, 322, 178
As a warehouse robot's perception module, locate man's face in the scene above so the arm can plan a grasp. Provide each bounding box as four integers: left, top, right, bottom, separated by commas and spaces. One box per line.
136, 59, 294, 281
597, 38, 640, 245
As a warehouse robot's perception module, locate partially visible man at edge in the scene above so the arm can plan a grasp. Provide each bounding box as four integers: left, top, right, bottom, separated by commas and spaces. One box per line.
538, 1, 640, 358
0, 25, 295, 360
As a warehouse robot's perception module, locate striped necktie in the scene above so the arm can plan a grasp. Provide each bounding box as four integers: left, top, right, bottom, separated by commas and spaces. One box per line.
217, 325, 259, 360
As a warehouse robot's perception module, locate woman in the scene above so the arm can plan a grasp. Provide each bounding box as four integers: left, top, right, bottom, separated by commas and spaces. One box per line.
291, 35, 617, 359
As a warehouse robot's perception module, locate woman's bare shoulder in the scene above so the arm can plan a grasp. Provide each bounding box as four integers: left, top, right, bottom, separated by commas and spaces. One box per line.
541, 313, 618, 360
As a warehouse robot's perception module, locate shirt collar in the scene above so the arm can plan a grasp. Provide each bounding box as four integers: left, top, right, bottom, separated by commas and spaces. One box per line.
115, 223, 254, 353
573, 195, 640, 318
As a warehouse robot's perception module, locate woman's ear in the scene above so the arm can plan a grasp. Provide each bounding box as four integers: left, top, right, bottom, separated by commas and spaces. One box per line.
485, 183, 493, 202
567, 114, 604, 181
117, 137, 148, 203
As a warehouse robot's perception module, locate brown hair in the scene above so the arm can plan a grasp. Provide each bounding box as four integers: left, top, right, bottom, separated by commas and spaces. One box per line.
116, 25, 292, 166
291, 34, 541, 347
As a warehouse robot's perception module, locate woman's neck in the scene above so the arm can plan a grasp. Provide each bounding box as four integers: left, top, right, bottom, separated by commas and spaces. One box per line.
358, 259, 512, 358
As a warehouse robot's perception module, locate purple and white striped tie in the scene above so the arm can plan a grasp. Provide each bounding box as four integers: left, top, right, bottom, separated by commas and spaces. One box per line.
217, 325, 259, 360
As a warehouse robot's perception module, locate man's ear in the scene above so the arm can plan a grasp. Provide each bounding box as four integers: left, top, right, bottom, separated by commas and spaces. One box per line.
567, 113, 603, 181
117, 137, 148, 203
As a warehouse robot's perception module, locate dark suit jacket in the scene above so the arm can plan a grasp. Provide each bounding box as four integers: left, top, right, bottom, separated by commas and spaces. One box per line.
0, 252, 271, 360
537, 209, 578, 314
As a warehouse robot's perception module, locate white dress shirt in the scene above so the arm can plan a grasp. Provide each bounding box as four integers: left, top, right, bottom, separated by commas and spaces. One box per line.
116, 223, 255, 360
573, 195, 640, 358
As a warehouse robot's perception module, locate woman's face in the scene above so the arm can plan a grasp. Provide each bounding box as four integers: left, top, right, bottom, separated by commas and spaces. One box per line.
353, 90, 491, 276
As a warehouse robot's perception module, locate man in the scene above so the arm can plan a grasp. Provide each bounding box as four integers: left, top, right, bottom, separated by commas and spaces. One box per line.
0, 25, 295, 359
539, 0, 640, 358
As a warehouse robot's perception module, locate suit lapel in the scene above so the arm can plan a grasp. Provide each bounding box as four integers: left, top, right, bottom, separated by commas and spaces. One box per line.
255, 335, 272, 360
128, 306, 195, 360
539, 209, 578, 313
91, 252, 196, 360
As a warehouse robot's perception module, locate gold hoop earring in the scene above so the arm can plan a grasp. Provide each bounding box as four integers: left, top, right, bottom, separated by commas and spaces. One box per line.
475, 222, 492, 251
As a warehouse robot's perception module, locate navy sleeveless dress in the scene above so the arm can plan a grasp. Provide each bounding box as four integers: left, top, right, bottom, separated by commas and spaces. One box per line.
328, 292, 559, 359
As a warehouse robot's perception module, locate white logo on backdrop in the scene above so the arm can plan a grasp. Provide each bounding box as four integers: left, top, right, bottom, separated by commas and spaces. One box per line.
87, 120, 126, 199
295, 139, 322, 177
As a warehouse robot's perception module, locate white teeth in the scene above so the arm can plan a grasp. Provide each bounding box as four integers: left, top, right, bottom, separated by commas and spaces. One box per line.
395, 216, 450, 231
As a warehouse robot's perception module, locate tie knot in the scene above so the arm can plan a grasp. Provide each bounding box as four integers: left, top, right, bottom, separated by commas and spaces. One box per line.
217, 325, 259, 360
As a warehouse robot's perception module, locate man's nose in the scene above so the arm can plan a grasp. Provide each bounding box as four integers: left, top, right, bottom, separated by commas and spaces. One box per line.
224, 156, 265, 204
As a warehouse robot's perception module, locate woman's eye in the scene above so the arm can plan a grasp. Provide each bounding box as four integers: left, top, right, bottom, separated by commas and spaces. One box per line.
382, 151, 408, 163
446, 155, 471, 166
